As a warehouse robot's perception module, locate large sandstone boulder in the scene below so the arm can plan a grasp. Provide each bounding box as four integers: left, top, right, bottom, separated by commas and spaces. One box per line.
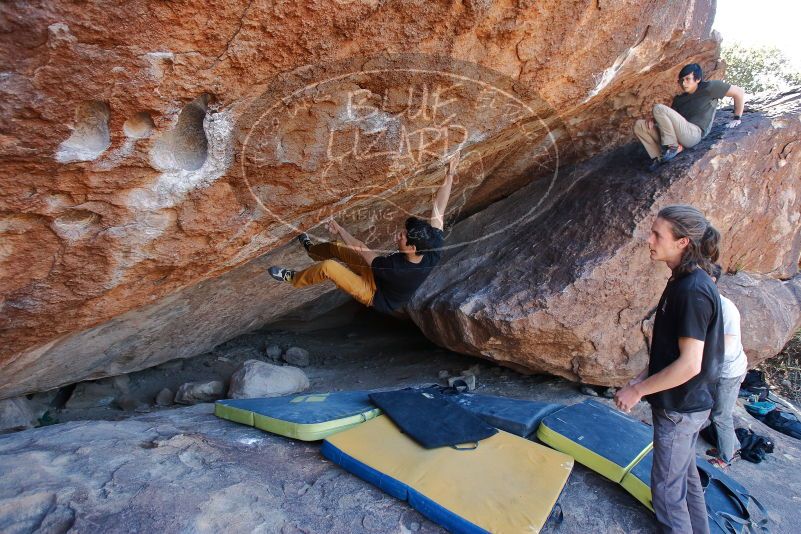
409, 90, 801, 386
1, 1, 719, 398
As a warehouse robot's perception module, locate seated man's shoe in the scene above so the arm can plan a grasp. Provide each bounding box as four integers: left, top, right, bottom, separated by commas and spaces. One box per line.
297, 233, 312, 251
661, 144, 684, 162
268, 266, 295, 282
647, 157, 662, 172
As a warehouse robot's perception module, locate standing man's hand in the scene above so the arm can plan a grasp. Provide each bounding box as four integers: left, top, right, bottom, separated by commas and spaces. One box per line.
725, 118, 741, 129
614, 384, 643, 413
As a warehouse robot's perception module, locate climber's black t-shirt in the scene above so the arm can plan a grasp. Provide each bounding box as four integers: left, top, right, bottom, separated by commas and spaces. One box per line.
646, 268, 725, 413
370, 228, 444, 314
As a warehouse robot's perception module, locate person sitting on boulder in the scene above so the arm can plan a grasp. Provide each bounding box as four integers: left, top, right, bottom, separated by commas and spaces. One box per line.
634, 63, 745, 171
267, 151, 460, 316
702, 263, 748, 469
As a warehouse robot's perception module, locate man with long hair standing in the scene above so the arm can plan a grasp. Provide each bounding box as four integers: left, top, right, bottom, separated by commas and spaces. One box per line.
616, 205, 725, 534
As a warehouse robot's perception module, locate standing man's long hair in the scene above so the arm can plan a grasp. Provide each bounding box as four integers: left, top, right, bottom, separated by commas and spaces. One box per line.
657, 205, 720, 276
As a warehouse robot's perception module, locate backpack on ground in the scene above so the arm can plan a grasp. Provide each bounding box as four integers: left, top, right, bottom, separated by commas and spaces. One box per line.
763, 409, 801, 440
697, 458, 770, 533
735, 428, 775, 464
742, 370, 769, 390
744, 401, 776, 417
740, 370, 770, 401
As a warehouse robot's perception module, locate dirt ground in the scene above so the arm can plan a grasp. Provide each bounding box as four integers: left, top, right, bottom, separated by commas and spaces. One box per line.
44, 307, 511, 425
11, 307, 801, 533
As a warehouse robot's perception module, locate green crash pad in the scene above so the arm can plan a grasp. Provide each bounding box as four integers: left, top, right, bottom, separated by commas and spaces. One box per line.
536, 399, 653, 483
537, 400, 766, 533
214, 391, 381, 441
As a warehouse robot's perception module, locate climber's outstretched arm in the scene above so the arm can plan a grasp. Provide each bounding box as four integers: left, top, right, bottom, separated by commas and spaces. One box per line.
724, 85, 745, 128
326, 219, 378, 266
431, 150, 460, 231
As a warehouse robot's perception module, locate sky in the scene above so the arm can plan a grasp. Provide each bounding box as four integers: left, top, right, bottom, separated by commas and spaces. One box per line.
713, 0, 801, 69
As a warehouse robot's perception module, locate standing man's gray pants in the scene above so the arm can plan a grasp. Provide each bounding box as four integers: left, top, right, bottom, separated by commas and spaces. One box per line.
652, 408, 711, 534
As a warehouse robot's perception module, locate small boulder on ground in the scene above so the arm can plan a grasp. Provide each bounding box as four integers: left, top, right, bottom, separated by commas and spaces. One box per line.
0, 397, 37, 434
111, 375, 131, 395
65, 380, 118, 409
283, 347, 310, 367
265, 344, 283, 360
115, 395, 150, 412
25, 390, 60, 419
174, 381, 225, 405
466, 364, 482, 376
447, 374, 476, 391
228, 360, 309, 399
155, 388, 174, 406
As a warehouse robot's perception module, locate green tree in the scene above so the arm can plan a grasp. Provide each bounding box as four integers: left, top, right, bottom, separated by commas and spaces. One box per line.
722, 43, 801, 94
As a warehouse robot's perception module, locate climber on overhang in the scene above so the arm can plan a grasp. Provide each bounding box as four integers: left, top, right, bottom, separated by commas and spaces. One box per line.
267, 150, 460, 316
634, 63, 745, 171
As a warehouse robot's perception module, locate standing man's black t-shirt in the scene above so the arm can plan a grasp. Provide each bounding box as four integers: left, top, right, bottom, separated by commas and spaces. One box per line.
370, 228, 444, 314
646, 268, 725, 413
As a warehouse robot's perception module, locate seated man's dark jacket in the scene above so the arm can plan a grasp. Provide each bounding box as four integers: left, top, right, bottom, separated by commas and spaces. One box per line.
671, 80, 731, 137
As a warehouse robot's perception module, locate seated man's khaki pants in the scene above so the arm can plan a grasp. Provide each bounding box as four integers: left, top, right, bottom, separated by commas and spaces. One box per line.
291, 241, 376, 307
634, 104, 703, 159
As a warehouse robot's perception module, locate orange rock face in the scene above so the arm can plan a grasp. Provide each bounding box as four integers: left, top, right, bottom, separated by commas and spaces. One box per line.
409, 91, 801, 386
1, 1, 720, 397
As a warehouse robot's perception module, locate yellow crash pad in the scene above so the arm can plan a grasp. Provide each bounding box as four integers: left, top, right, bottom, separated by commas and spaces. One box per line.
322, 415, 574, 534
